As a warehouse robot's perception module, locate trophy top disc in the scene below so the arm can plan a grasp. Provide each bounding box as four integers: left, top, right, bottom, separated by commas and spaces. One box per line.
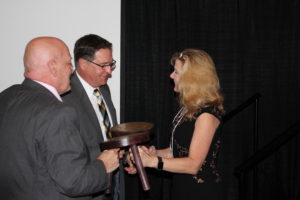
111, 121, 154, 135
100, 122, 154, 149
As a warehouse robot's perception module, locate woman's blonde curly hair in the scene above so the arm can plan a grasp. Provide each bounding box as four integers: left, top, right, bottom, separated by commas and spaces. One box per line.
170, 48, 224, 119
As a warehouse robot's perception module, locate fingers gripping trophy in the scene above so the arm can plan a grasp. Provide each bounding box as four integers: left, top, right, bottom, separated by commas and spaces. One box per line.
100, 122, 154, 191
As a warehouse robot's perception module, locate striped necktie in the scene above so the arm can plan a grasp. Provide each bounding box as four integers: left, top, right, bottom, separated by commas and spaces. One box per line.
93, 88, 112, 139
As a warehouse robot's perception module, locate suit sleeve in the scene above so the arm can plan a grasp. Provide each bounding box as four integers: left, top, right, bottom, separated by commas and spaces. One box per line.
38, 105, 108, 197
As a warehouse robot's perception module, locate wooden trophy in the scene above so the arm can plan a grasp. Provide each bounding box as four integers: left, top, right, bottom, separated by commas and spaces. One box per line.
100, 121, 154, 191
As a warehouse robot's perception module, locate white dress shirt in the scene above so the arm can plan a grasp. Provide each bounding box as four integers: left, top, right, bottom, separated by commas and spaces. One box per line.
76, 72, 113, 141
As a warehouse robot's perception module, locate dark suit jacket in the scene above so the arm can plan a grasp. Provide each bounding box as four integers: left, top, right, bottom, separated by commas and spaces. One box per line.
62, 73, 125, 200
0, 79, 109, 200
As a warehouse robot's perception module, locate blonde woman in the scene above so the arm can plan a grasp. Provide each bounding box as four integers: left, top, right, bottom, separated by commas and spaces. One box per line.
139, 49, 224, 200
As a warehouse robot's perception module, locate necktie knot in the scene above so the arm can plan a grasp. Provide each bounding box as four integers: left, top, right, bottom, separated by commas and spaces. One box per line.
94, 89, 103, 104
93, 88, 101, 97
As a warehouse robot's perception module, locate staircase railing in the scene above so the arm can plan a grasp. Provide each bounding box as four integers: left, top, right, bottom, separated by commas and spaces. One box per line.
234, 120, 300, 200
223, 93, 261, 123
222, 92, 262, 200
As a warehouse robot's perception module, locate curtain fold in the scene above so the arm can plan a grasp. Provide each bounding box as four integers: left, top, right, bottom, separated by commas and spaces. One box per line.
121, 0, 300, 199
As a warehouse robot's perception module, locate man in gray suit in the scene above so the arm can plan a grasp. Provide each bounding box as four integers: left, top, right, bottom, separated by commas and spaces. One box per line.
0, 37, 120, 200
62, 34, 126, 200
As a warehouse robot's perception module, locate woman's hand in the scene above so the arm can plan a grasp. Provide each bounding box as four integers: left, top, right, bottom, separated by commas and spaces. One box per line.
144, 145, 157, 156
138, 146, 158, 168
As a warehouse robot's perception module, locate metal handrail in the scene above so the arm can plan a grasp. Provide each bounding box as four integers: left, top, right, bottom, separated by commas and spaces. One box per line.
223, 93, 261, 124
234, 119, 300, 200
222, 92, 262, 200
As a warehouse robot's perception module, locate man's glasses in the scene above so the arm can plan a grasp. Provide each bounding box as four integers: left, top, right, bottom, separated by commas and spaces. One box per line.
85, 59, 117, 70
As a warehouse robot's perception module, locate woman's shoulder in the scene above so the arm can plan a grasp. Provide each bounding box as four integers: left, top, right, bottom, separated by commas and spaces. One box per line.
195, 106, 222, 120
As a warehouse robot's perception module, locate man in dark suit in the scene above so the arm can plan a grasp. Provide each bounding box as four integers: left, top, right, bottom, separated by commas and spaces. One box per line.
0, 37, 120, 200
62, 34, 126, 200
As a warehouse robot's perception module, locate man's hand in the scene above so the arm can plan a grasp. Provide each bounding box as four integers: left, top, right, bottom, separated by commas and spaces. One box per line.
97, 148, 120, 173
124, 152, 137, 174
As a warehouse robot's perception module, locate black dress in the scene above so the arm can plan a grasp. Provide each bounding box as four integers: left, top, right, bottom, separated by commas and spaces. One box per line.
171, 106, 222, 200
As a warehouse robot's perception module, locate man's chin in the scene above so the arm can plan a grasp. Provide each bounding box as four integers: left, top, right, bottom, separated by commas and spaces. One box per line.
97, 80, 109, 86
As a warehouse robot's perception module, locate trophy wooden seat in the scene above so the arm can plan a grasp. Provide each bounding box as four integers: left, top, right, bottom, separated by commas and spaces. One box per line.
100, 122, 154, 191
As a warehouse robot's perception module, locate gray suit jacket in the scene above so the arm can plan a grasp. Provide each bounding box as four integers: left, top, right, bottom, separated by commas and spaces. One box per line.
0, 79, 109, 200
62, 73, 125, 200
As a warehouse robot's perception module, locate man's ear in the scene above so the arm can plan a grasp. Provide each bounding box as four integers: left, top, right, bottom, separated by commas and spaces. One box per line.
48, 59, 57, 77
78, 58, 88, 70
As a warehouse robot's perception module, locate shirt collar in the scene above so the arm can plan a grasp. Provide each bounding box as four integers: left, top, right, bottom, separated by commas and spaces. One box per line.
34, 80, 62, 102
76, 71, 98, 96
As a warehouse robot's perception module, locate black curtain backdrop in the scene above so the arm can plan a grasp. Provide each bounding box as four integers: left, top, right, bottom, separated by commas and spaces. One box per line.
121, 0, 300, 200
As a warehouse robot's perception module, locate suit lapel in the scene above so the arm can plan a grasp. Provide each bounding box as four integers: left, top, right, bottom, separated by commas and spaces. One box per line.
100, 85, 118, 126
70, 74, 104, 141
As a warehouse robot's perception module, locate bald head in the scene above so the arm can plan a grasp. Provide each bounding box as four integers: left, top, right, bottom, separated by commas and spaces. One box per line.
24, 37, 65, 76
23, 37, 73, 94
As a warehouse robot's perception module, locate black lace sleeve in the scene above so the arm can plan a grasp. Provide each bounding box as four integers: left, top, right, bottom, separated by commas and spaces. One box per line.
195, 106, 222, 121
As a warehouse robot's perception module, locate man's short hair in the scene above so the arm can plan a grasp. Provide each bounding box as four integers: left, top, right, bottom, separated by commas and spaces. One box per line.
74, 34, 112, 67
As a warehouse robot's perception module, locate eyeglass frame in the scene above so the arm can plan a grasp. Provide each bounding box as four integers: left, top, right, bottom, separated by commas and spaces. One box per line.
84, 58, 117, 70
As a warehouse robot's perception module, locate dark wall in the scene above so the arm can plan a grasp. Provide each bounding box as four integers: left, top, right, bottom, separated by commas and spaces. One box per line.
121, 0, 300, 199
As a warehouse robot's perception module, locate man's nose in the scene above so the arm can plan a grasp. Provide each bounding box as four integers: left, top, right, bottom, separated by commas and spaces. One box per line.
105, 66, 113, 74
